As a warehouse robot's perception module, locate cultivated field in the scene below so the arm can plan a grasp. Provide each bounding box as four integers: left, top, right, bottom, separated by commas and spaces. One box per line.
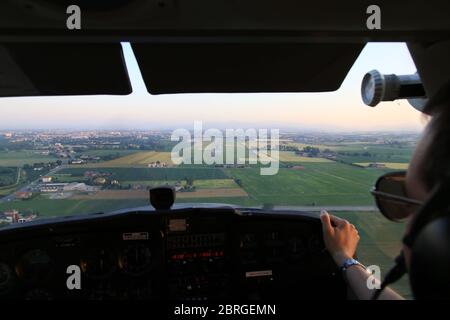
81, 151, 174, 167
354, 162, 409, 170
58, 167, 228, 181
0, 150, 57, 166
224, 162, 384, 206
287, 142, 414, 164
70, 188, 247, 200
82, 149, 138, 157
192, 179, 239, 189
122, 178, 239, 189
49, 174, 88, 183
278, 151, 332, 163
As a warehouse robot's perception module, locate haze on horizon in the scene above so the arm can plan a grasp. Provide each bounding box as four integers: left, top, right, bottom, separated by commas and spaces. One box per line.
0, 43, 428, 133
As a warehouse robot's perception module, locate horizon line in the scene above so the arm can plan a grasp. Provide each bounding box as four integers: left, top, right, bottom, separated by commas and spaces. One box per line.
0, 127, 422, 134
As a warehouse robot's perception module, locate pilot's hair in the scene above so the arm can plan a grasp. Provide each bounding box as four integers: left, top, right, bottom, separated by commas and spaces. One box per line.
423, 100, 450, 190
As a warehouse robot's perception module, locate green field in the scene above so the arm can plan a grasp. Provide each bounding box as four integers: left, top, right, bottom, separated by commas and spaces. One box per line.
335, 145, 413, 164
49, 174, 88, 183
0, 198, 149, 217
8, 162, 386, 209
81, 149, 138, 157
224, 162, 383, 206
0, 150, 57, 166
0, 167, 24, 196
193, 179, 239, 189
59, 167, 228, 181
122, 178, 238, 189
288, 142, 414, 164
336, 153, 412, 164
21, 166, 51, 182
0, 159, 383, 214
0, 185, 22, 197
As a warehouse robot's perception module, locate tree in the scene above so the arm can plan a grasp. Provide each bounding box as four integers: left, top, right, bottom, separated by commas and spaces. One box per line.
186, 177, 194, 187
302, 146, 320, 156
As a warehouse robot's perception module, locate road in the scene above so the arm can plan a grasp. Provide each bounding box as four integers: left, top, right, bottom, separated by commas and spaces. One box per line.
0, 165, 65, 204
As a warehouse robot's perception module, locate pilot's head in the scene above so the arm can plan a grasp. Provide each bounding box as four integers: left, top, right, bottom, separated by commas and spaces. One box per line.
402, 41, 450, 272
403, 95, 450, 269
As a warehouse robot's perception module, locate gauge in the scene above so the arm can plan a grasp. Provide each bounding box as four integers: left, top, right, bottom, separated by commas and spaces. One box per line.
118, 244, 152, 276
80, 248, 117, 279
15, 249, 52, 283
239, 234, 257, 249
265, 231, 284, 247
0, 263, 14, 293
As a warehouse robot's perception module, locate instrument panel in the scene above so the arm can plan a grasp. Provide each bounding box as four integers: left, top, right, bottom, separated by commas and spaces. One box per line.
0, 207, 346, 300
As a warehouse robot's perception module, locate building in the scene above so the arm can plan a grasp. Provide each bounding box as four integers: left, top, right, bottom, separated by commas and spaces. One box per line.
93, 177, 107, 185
148, 161, 167, 168
40, 183, 68, 193
41, 176, 52, 183
4, 210, 19, 223
63, 182, 97, 192
15, 191, 33, 199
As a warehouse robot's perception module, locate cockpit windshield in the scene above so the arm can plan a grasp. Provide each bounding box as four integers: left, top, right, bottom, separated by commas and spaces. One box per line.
0, 43, 424, 297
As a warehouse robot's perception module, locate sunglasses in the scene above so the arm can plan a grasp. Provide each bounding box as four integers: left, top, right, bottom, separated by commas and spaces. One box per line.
371, 171, 424, 222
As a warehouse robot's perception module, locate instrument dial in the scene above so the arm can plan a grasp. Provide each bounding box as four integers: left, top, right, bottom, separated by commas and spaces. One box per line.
118, 244, 152, 276
80, 248, 117, 279
0, 263, 14, 293
16, 249, 52, 283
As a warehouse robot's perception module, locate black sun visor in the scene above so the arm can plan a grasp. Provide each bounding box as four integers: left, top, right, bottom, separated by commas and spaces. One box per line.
0, 43, 132, 97
132, 43, 364, 94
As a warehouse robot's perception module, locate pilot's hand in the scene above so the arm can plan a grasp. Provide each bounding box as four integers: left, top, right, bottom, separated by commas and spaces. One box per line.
320, 210, 360, 266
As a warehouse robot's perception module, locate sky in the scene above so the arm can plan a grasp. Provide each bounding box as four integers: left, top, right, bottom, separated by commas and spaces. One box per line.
0, 42, 429, 132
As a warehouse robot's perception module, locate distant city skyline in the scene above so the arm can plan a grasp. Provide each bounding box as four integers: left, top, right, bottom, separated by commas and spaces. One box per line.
0, 127, 423, 134
0, 43, 428, 132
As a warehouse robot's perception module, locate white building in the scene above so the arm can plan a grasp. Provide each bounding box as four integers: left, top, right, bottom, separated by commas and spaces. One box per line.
41, 176, 52, 183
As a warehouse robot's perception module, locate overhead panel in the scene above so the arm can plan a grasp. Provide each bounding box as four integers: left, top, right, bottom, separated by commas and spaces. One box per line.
132, 43, 364, 94
0, 43, 132, 97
